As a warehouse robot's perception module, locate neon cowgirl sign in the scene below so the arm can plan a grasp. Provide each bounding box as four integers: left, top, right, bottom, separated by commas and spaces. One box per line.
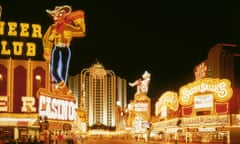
39, 95, 76, 121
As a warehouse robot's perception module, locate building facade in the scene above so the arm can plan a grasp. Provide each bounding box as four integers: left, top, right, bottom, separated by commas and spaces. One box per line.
68, 62, 127, 130
153, 43, 240, 143
0, 58, 80, 143
0, 58, 50, 141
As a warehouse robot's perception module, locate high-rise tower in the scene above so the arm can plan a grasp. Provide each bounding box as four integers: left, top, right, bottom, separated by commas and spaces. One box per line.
68, 62, 127, 129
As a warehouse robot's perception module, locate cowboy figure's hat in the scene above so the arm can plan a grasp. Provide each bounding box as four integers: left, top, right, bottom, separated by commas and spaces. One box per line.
46, 5, 72, 16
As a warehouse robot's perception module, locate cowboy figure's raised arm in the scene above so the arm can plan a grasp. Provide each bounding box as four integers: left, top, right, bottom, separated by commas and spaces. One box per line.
42, 25, 55, 61
68, 10, 86, 37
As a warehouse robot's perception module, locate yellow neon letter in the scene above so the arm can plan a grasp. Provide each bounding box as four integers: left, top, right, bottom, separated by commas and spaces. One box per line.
21, 96, 36, 112
32, 24, 42, 38
8, 22, 17, 36
20, 23, 29, 37
0, 21, 5, 35
26, 42, 36, 56
12, 41, 23, 55
1, 41, 10, 55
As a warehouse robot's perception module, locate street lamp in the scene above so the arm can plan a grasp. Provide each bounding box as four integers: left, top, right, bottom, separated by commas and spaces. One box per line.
0, 74, 2, 88
35, 75, 42, 89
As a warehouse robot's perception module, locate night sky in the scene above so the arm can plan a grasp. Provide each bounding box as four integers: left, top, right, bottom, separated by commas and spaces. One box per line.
1, 1, 240, 101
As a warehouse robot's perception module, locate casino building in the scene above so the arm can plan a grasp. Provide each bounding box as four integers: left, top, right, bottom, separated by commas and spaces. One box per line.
153, 43, 240, 143
0, 18, 78, 142
0, 58, 78, 143
68, 61, 127, 131
0, 58, 50, 140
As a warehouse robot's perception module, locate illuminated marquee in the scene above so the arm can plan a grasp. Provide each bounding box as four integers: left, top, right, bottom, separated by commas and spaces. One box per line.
39, 95, 76, 121
179, 78, 233, 106
0, 21, 42, 58
134, 102, 148, 112
155, 91, 179, 117
194, 94, 213, 109
0, 95, 37, 112
158, 91, 179, 111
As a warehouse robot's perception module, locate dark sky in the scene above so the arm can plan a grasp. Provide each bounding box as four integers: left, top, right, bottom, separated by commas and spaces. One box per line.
1, 1, 240, 101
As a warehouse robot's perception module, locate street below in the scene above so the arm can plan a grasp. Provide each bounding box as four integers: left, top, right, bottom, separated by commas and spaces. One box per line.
80, 137, 158, 144
78, 137, 227, 144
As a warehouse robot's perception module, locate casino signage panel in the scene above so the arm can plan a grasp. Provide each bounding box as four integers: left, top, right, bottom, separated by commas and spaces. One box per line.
0, 21, 43, 59
39, 95, 76, 121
